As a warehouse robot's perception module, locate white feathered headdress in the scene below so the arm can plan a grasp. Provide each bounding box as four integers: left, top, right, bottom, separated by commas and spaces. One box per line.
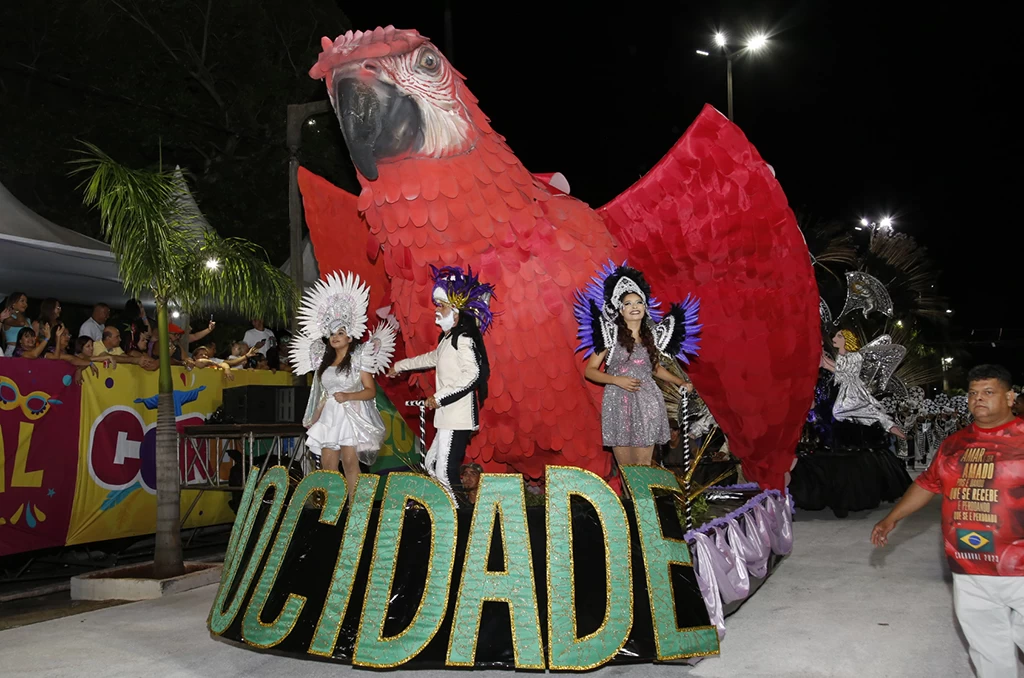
289, 271, 399, 376
297, 271, 370, 340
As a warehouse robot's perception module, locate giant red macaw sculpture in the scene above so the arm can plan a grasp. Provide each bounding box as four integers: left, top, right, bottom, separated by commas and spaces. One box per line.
303, 26, 818, 489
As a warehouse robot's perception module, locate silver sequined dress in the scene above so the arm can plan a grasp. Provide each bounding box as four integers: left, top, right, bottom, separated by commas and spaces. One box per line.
305, 345, 385, 466
601, 346, 671, 448
832, 351, 896, 432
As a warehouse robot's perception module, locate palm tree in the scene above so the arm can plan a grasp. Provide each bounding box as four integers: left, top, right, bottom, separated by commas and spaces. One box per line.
71, 142, 296, 578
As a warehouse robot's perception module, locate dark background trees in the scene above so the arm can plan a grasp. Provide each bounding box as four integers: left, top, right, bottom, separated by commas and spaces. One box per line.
0, 0, 356, 259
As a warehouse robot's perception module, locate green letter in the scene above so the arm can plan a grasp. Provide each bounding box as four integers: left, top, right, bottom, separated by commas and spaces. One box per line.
446, 474, 544, 668
209, 466, 289, 635
545, 466, 633, 669
242, 471, 348, 648
621, 465, 719, 660
308, 474, 379, 657
209, 465, 261, 621
353, 473, 457, 667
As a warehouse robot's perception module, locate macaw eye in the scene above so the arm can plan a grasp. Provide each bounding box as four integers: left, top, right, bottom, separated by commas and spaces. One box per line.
418, 50, 440, 72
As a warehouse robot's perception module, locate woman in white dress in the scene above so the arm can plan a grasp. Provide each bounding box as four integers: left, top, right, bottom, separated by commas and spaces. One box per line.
290, 271, 397, 502
305, 329, 385, 500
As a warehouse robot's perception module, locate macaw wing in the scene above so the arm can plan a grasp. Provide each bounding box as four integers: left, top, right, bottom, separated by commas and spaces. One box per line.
597, 104, 819, 489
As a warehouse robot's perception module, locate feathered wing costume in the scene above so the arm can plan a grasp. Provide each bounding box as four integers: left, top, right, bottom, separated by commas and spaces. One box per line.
574, 262, 702, 448
289, 271, 397, 466
830, 331, 905, 433
822, 273, 906, 435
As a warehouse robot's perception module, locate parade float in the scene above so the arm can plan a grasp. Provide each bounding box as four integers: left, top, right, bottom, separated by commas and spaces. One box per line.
207, 26, 815, 668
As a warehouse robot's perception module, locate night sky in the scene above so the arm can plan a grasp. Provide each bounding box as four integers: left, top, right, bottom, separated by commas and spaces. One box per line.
340, 1, 1016, 371
1, 3, 1015, 374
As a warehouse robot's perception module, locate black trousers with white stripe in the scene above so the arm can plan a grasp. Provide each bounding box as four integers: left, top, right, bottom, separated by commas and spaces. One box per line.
425, 429, 473, 506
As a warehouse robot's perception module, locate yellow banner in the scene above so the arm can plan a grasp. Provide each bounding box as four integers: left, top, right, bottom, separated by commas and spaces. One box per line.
66, 366, 293, 546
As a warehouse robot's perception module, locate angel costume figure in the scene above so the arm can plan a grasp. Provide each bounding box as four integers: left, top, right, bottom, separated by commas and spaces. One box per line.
388, 265, 493, 506
575, 262, 701, 469
820, 329, 906, 439
290, 271, 397, 500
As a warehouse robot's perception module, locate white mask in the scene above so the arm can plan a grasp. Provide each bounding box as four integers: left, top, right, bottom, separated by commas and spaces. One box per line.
436, 310, 456, 332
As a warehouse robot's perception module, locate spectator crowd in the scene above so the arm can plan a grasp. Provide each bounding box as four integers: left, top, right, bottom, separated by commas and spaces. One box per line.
2, 292, 291, 383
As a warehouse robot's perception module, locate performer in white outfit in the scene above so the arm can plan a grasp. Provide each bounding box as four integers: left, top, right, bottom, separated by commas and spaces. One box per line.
388, 265, 493, 506
289, 271, 397, 501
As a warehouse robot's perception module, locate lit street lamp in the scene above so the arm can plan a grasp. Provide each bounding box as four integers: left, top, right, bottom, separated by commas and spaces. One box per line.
855, 215, 895, 245
696, 30, 769, 122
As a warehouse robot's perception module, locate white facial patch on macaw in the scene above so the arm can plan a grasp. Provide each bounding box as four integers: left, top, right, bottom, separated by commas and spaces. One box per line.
384, 47, 472, 157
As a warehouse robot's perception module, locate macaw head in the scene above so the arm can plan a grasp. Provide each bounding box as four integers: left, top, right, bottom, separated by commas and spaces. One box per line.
309, 26, 486, 181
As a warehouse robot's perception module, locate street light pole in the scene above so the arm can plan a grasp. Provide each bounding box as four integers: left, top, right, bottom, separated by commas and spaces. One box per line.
286, 100, 330, 337
698, 31, 767, 124
726, 54, 734, 122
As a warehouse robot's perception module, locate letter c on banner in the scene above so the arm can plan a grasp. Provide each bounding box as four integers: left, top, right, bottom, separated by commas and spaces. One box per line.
242, 471, 348, 648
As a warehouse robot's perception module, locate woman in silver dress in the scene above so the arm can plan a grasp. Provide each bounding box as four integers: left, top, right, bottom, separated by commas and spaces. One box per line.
576, 264, 701, 468
820, 330, 906, 439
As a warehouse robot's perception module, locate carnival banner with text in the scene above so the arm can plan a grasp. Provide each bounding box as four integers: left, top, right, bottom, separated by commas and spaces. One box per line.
2, 356, 418, 557
0, 359, 82, 556
65, 366, 294, 546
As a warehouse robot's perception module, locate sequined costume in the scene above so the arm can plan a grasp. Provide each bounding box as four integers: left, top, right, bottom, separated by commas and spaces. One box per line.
832, 351, 896, 432
601, 346, 671, 448
305, 345, 386, 465
574, 262, 702, 451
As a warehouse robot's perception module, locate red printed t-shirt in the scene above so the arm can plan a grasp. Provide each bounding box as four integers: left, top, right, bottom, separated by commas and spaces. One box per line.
916, 418, 1024, 576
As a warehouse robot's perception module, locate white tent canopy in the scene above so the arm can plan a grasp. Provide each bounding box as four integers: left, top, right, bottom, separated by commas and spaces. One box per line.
0, 179, 127, 306
2, 168, 310, 314
279, 236, 320, 290
0, 167, 214, 309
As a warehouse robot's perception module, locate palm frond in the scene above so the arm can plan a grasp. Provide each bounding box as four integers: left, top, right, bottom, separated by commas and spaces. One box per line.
796, 213, 859, 267
175, 233, 297, 324
70, 141, 184, 298
71, 142, 296, 320
863, 232, 948, 323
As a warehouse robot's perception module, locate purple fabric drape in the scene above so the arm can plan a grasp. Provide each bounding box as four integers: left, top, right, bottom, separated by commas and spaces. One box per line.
686, 487, 795, 641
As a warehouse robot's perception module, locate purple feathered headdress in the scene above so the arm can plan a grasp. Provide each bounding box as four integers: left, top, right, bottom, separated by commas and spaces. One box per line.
430, 265, 496, 334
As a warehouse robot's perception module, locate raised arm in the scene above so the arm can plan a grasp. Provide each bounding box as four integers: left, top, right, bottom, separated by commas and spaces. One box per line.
389, 345, 438, 377
820, 352, 836, 372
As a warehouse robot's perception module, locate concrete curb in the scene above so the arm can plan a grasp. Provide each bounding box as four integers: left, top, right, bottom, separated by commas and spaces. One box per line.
70, 561, 222, 601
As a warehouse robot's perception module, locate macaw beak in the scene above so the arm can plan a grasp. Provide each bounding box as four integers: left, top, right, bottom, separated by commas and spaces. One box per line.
331, 67, 422, 181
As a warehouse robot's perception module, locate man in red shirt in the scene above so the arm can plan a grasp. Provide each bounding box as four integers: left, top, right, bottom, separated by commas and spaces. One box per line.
873, 365, 1024, 677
